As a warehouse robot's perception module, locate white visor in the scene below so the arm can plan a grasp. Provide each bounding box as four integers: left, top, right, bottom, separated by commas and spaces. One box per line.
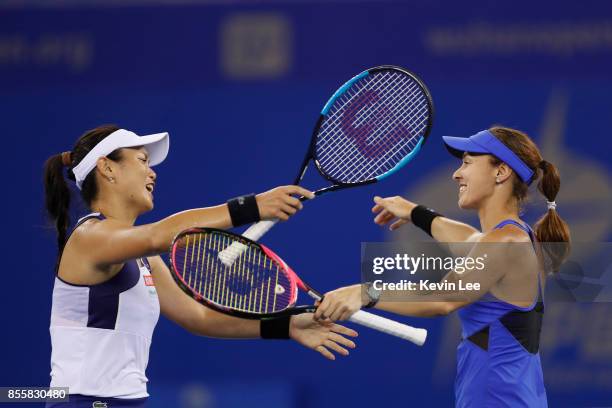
72, 128, 170, 189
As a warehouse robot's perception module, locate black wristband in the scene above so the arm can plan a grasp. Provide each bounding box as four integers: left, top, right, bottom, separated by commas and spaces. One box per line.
227, 194, 261, 227
411, 205, 442, 237
260, 316, 291, 339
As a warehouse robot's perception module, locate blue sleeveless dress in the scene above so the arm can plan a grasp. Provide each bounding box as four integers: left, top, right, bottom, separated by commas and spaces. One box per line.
455, 220, 547, 407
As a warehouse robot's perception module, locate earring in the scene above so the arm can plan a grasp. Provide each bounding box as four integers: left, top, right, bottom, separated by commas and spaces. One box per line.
109, 177, 115, 183
496, 178, 500, 184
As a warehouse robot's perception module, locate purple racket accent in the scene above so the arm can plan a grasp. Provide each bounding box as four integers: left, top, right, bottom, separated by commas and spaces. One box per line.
315, 69, 429, 183
172, 230, 296, 315
340, 90, 412, 159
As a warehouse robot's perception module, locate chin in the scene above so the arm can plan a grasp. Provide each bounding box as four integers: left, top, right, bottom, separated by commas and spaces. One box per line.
138, 198, 154, 213
458, 196, 477, 210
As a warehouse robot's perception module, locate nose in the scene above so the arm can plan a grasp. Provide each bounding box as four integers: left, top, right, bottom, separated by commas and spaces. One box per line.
149, 168, 157, 182
452, 166, 462, 182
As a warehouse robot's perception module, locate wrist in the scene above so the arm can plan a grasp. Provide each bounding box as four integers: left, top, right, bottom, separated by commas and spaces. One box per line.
227, 194, 261, 227
410, 205, 442, 237
260, 315, 291, 339
363, 282, 380, 308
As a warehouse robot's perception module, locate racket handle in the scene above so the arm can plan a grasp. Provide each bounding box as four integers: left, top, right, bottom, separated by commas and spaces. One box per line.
218, 219, 278, 266
348, 310, 427, 346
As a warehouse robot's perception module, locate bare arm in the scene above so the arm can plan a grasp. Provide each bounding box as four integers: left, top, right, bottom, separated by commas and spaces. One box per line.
149, 255, 261, 337
148, 256, 359, 359
75, 185, 313, 267
316, 229, 531, 320
372, 196, 480, 243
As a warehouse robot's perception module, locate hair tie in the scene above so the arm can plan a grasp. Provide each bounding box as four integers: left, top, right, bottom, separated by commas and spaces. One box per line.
546, 200, 557, 210
539, 160, 548, 170
60, 151, 72, 167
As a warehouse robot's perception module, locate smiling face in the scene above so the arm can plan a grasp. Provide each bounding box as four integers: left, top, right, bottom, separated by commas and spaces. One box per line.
452, 153, 499, 209
111, 147, 157, 214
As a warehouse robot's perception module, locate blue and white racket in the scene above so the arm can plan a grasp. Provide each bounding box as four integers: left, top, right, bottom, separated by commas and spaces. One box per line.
220, 65, 434, 265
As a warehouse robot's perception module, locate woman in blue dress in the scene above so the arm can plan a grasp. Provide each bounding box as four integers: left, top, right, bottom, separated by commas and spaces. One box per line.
315, 126, 571, 407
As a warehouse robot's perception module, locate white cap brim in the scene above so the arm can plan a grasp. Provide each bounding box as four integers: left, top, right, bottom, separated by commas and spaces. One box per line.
72, 129, 170, 189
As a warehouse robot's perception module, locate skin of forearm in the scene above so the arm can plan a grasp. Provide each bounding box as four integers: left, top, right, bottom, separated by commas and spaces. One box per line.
431, 217, 479, 243
184, 308, 261, 339
150, 205, 233, 252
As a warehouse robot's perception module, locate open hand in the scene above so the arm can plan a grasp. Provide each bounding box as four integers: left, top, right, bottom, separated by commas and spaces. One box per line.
372, 195, 417, 230
290, 313, 357, 360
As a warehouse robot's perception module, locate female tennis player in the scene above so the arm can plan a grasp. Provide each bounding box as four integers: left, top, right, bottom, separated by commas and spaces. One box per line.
43, 125, 357, 408
315, 126, 571, 407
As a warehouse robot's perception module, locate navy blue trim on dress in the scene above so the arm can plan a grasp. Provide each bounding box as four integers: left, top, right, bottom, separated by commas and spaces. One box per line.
467, 219, 545, 354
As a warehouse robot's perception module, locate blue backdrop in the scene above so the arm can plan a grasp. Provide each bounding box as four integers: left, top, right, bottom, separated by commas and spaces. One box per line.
2, 1, 612, 407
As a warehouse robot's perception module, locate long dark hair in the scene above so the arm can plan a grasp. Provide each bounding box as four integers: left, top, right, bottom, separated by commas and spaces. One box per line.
43, 125, 123, 266
489, 126, 571, 271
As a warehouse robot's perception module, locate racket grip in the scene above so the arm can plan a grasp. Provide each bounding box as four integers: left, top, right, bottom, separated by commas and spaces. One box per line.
348, 310, 427, 346
218, 219, 279, 266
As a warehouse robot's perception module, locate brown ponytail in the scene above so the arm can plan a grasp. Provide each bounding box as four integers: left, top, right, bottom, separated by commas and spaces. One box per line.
488, 126, 571, 272
534, 159, 570, 271
44, 153, 72, 258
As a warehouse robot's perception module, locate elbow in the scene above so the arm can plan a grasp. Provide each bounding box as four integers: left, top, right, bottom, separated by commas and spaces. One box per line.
178, 315, 208, 337
434, 302, 456, 317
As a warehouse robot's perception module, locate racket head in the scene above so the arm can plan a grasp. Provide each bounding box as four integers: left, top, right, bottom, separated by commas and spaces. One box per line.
311, 65, 434, 186
170, 227, 306, 318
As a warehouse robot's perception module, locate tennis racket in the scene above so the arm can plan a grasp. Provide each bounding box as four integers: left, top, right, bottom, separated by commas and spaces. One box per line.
219, 65, 434, 266
171, 228, 427, 346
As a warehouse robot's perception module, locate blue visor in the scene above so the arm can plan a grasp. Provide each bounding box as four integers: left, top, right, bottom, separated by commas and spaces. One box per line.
443, 130, 534, 184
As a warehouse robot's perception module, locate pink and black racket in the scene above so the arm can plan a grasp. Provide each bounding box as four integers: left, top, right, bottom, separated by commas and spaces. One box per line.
171, 228, 427, 345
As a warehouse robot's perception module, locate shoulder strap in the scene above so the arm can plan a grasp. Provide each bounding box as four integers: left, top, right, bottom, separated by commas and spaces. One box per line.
493, 219, 535, 243
493, 219, 543, 300
55, 212, 105, 275
74, 212, 105, 230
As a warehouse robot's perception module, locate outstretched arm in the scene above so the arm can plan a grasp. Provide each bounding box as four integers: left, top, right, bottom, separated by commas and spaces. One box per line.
315, 229, 530, 320
149, 255, 357, 360
73, 185, 314, 267
372, 196, 480, 243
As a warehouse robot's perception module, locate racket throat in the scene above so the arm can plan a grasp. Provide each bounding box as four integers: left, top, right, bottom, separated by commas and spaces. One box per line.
306, 289, 323, 301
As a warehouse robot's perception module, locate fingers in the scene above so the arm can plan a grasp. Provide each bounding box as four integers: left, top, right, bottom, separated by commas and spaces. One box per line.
390, 219, 408, 230
374, 209, 395, 225
258, 185, 314, 221
315, 345, 336, 361
284, 185, 315, 200
314, 299, 330, 321
283, 195, 303, 210
330, 323, 358, 337
329, 331, 357, 349
280, 203, 298, 216
329, 304, 351, 322
324, 339, 349, 356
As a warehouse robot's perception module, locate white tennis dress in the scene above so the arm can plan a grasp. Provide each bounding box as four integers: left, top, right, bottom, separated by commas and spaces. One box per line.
49, 213, 160, 398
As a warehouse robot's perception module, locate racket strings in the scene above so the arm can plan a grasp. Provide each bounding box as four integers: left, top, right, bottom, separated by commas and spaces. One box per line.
326, 82, 426, 178
175, 232, 294, 314
319, 74, 428, 178
320, 71, 424, 153
315, 70, 431, 182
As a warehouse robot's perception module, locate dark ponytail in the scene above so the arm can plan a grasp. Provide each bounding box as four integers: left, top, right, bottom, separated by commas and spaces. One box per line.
489, 126, 571, 272
44, 152, 72, 257
43, 124, 122, 270
534, 160, 571, 272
